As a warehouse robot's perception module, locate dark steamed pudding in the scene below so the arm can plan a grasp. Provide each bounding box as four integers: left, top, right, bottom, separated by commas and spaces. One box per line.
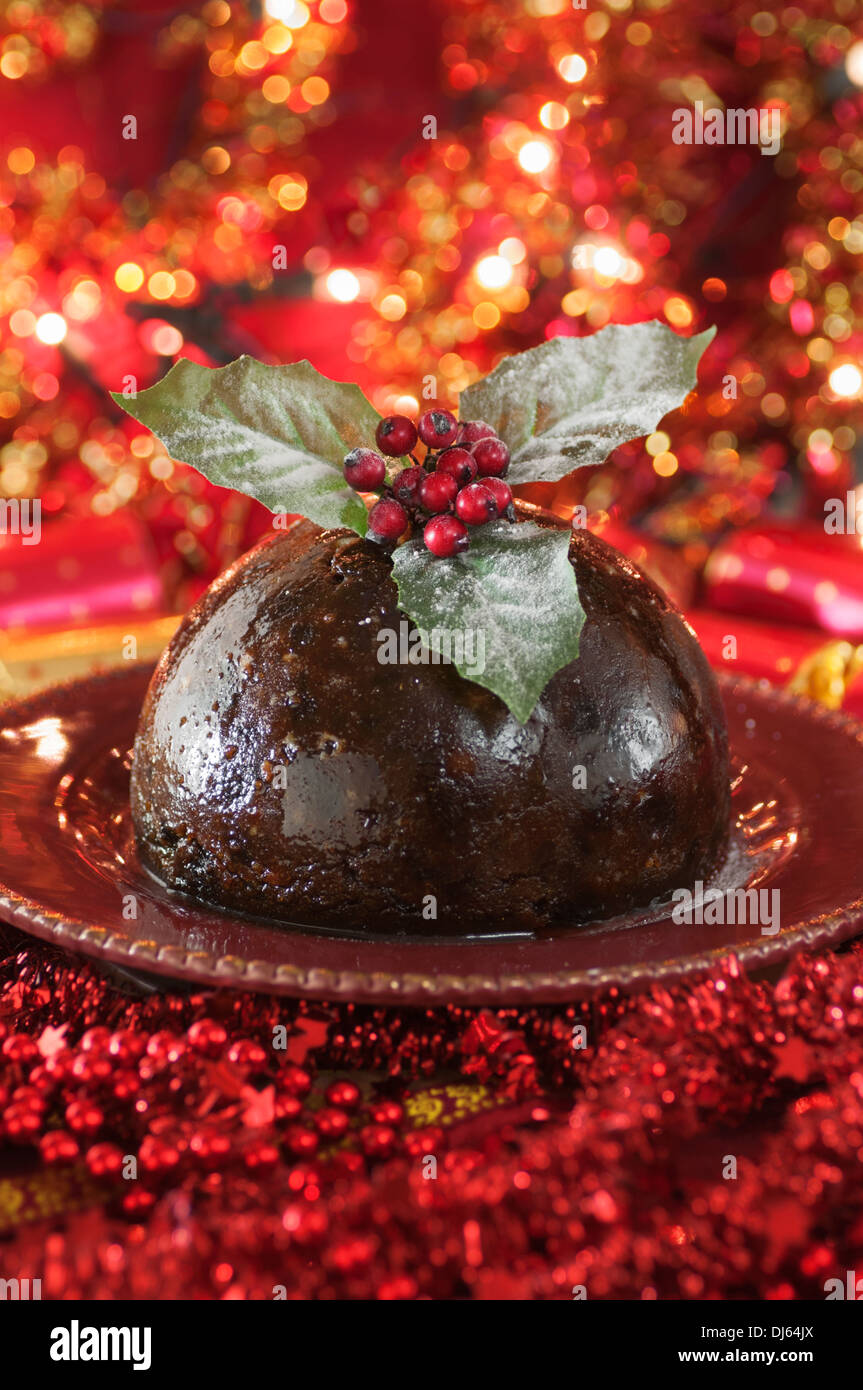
131, 508, 731, 934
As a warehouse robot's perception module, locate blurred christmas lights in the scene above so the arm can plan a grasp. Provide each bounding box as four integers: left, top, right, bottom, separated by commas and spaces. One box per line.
0, 0, 861, 593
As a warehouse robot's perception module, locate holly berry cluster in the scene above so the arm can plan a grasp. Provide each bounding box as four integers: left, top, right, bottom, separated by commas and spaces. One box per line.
342, 408, 514, 557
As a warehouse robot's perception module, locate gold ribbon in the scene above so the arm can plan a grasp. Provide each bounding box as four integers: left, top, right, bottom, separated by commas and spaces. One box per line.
787, 639, 863, 709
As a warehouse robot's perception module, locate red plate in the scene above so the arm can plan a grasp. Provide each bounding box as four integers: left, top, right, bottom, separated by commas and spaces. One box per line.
0, 663, 861, 1003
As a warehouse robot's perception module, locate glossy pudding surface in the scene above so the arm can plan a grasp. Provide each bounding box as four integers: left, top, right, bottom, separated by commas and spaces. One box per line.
131, 511, 731, 934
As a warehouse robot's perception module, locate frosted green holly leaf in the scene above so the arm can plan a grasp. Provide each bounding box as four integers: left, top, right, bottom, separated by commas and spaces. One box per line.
112, 356, 378, 534
391, 520, 583, 724
459, 321, 715, 485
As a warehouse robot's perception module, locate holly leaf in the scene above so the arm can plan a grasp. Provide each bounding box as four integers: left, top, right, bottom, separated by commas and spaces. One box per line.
111, 356, 377, 534
390, 521, 583, 723
459, 321, 715, 485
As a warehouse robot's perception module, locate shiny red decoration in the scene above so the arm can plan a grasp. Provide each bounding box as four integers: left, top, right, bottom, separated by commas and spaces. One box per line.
0, 931, 862, 1299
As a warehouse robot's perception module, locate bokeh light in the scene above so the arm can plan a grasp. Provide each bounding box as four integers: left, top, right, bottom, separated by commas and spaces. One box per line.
474, 255, 513, 290
829, 364, 863, 399
558, 54, 587, 83
517, 139, 553, 173
35, 313, 67, 345
326, 269, 361, 302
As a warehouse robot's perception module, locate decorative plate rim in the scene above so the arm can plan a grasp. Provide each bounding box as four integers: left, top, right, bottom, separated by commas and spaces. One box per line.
0, 663, 861, 1002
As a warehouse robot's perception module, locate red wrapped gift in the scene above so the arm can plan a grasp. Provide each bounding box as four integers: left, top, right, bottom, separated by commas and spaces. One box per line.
0, 510, 164, 634
685, 607, 829, 685
704, 523, 863, 638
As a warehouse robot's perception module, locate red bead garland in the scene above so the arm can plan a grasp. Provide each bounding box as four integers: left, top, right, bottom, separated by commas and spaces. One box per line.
2, 930, 863, 1298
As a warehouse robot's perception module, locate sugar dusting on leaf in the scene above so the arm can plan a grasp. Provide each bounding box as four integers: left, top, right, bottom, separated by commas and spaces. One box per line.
391, 521, 583, 723
459, 321, 715, 485
111, 356, 378, 535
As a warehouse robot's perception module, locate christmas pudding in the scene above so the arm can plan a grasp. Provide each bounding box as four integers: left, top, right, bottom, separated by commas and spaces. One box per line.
120, 320, 731, 934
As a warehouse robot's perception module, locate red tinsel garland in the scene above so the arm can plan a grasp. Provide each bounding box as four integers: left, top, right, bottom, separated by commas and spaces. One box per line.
2, 927, 863, 1300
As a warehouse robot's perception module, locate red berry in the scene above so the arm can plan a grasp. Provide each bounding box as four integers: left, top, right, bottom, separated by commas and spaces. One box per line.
472, 438, 510, 477
424, 515, 470, 557
344, 447, 386, 491
458, 420, 498, 445
456, 481, 499, 526
367, 498, 408, 541
375, 414, 418, 456
418, 409, 458, 449
419, 471, 458, 513
482, 477, 514, 518
391, 466, 425, 507
436, 447, 477, 488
